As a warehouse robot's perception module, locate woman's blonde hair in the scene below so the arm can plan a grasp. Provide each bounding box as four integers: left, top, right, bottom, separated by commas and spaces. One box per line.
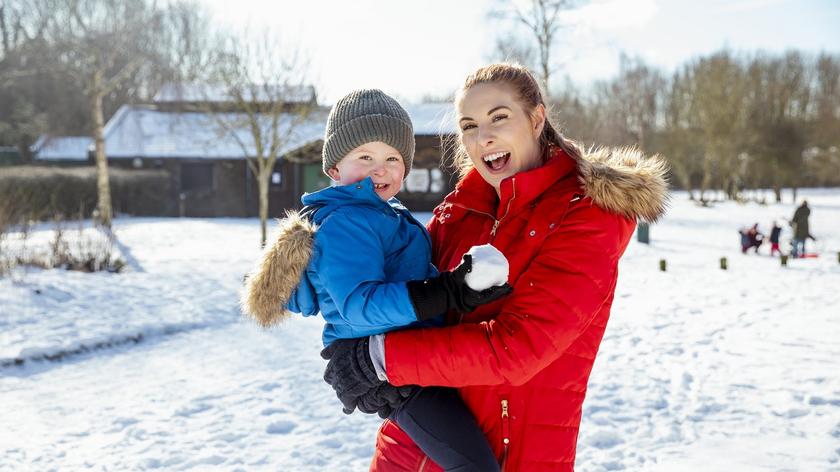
445, 63, 582, 177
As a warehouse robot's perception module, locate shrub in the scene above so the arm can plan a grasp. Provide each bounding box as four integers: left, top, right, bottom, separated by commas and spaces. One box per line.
0, 218, 126, 278
0, 165, 172, 225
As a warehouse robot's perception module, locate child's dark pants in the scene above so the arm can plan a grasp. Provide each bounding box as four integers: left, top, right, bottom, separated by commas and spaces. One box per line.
391, 386, 500, 472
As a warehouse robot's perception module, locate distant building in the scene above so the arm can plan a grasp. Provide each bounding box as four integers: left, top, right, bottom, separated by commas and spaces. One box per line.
0, 146, 23, 166
34, 85, 459, 217
31, 136, 93, 164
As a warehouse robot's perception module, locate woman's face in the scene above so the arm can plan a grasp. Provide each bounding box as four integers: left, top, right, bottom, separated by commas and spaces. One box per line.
457, 82, 545, 194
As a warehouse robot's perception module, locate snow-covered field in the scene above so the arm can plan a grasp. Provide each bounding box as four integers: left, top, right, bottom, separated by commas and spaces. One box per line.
2, 189, 839, 471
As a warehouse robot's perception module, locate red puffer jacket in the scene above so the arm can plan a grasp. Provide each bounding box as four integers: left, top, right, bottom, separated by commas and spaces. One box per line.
371, 146, 669, 471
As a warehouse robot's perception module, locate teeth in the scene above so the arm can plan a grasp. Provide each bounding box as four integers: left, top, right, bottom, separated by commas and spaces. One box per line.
374, 184, 386, 189
483, 152, 507, 162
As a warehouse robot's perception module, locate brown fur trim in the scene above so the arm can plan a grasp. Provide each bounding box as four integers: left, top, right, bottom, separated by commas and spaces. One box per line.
240, 211, 317, 328
576, 146, 670, 223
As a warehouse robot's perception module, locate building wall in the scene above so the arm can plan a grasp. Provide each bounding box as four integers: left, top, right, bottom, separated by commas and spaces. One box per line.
396, 135, 458, 212
105, 134, 457, 217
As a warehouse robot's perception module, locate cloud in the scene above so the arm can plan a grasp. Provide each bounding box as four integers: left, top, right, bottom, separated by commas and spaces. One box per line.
564, 0, 659, 31
712, 0, 788, 14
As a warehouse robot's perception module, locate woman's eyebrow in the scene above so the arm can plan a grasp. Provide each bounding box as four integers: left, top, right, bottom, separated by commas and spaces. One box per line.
459, 105, 512, 123
487, 105, 511, 115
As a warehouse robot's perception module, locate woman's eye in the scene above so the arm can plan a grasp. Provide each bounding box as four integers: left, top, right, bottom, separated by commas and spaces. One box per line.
492, 114, 508, 122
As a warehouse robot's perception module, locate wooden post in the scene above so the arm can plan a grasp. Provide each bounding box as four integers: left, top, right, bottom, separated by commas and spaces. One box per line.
780, 254, 788, 267
659, 259, 666, 272
637, 221, 650, 244
719, 257, 727, 270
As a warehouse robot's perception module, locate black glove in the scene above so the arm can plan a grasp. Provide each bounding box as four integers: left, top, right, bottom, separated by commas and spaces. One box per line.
406, 254, 513, 321
320, 337, 382, 414
357, 383, 419, 419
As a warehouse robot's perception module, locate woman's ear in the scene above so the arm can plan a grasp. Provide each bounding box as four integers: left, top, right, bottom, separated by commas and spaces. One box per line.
532, 104, 546, 138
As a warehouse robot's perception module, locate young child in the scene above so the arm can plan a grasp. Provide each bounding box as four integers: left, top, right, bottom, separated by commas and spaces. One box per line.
769, 221, 782, 257
242, 89, 510, 472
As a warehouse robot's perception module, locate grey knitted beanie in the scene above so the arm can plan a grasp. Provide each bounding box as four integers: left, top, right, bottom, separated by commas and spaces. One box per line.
322, 89, 415, 176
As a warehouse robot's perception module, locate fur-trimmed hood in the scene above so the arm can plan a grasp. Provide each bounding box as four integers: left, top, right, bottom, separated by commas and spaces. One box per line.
240, 146, 669, 328
573, 146, 669, 223
240, 211, 317, 328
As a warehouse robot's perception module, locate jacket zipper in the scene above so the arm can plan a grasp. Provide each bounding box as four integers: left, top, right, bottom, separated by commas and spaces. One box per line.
500, 399, 510, 471
493, 179, 516, 238
450, 178, 517, 239
416, 455, 428, 472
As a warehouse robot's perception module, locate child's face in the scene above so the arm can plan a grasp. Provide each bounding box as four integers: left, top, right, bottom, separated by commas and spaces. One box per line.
327, 141, 406, 201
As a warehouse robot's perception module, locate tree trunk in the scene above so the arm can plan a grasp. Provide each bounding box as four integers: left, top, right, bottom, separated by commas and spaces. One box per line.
773, 185, 782, 203
91, 71, 112, 228
258, 169, 270, 248
792, 187, 798, 204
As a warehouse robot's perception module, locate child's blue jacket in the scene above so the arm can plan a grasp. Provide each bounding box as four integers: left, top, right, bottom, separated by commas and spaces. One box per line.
286, 177, 440, 346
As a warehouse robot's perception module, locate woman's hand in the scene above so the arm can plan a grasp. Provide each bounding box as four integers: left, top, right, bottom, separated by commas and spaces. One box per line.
320, 337, 382, 413
406, 254, 513, 320
464, 244, 509, 291
321, 337, 413, 417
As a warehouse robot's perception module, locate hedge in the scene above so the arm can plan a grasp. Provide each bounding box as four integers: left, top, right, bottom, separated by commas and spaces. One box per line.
0, 166, 173, 223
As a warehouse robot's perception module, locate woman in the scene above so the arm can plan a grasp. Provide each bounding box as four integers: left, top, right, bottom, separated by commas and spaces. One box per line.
322, 63, 669, 471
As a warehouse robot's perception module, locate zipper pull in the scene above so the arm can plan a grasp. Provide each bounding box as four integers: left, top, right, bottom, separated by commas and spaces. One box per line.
491, 219, 500, 236
500, 399, 511, 471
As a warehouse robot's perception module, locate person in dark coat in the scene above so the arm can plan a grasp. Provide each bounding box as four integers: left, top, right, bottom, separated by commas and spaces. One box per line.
790, 200, 812, 257
739, 223, 763, 254
769, 221, 782, 256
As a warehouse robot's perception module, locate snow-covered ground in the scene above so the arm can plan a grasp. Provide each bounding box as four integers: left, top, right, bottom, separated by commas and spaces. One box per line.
2, 189, 839, 471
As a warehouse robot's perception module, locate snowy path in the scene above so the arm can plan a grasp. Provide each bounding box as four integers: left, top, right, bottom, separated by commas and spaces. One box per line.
1, 319, 382, 471
2, 190, 840, 471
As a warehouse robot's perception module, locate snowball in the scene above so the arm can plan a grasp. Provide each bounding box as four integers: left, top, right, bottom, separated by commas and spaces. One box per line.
464, 244, 509, 290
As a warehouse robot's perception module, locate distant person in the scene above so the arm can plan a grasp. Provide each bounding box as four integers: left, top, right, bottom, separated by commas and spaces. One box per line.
790, 200, 813, 257
769, 221, 782, 257
739, 223, 763, 254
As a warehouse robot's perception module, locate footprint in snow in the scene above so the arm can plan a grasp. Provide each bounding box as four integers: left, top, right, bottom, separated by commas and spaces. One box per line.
266, 420, 297, 434
317, 438, 342, 449
773, 408, 809, 419
587, 430, 624, 449
260, 382, 282, 392
175, 403, 212, 417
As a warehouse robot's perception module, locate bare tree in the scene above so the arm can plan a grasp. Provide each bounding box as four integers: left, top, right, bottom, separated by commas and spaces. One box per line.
492, 0, 582, 97
205, 29, 318, 247
743, 51, 812, 202
490, 31, 536, 70
661, 69, 701, 199
52, 0, 169, 228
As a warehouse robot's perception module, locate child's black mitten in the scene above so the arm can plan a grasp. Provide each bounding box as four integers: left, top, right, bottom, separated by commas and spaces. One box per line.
406, 254, 513, 321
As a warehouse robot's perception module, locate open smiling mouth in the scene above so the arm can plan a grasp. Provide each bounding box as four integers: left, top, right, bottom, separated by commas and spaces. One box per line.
483, 151, 511, 172
374, 183, 389, 191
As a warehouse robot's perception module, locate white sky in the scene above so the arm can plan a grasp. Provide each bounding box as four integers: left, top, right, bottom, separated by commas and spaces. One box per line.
198, 0, 840, 104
